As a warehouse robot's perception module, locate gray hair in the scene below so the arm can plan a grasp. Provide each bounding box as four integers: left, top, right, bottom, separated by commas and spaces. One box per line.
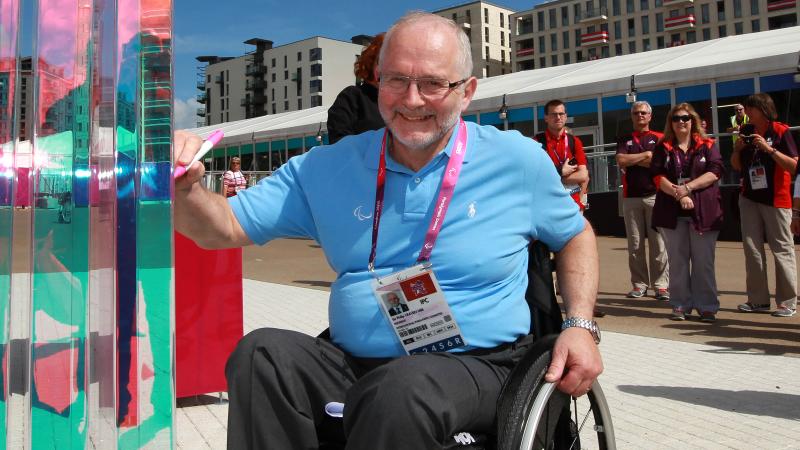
631, 100, 652, 114
379, 11, 473, 79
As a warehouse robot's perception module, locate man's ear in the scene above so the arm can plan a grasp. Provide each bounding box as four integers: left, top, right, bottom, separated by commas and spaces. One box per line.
461, 77, 478, 110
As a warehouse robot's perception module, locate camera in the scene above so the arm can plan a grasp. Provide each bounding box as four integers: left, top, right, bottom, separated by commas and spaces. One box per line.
568, 157, 577, 166
740, 123, 756, 145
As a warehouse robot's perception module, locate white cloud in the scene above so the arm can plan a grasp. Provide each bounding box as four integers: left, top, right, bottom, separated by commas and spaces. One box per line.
174, 96, 202, 130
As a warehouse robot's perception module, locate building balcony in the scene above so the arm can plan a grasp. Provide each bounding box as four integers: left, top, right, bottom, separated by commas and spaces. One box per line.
196, 81, 205, 90
246, 79, 266, 90
581, 30, 610, 46
516, 48, 535, 57
454, 15, 472, 29
767, 0, 796, 11
663, 0, 694, 6
664, 14, 696, 30
251, 93, 267, 105
241, 98, 248, 107
196, 92, 206, 103
578, 7, 609, 24
196, 107, 205, 117
246, 64, 267, 76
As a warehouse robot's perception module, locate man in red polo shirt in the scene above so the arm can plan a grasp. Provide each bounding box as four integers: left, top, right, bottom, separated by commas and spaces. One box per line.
534, 99, 589, 210
615, 101, 669, 301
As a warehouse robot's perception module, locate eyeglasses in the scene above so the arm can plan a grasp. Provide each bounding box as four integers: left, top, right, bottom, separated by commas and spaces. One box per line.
379, 74, 468, 97
632, 111, 650, 116
735, 108, 744, 112
671, 115, 692, 123
548, 112, 567, 117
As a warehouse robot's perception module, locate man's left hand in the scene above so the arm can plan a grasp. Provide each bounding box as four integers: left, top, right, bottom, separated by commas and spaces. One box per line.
544, 327, 604, 397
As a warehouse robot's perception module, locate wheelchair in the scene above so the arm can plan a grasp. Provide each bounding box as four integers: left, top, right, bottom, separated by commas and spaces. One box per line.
321, 241, 616, 449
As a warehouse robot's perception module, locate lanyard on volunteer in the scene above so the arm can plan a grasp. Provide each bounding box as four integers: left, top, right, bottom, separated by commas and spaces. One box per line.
672, 139, 696, 179
368, 119, 468, 272
546, 131, 569, 166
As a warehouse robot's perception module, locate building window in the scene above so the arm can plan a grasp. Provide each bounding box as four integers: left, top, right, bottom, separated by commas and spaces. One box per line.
484, 7, 489, 23
539, 35, 545, 53
537, 11, 545, 31
485, 65, 490, 77
574, 3, 581, 21
628, 41, 636, 53
751, 19, 760, 32
501, 31, 505, 46
588, 48, 597, 59
642, 38, 651, 51
718, 25, 727, 37
549, 9, 556, 28
735, 22, 743, 34
310, 79, 322, 93
297, 51, 302, 61
485, 46, 490, 58
655, 13, 663, 32
750, 0, 759, 14
298, 99, 302, 109
614, 21, 622, 39
687, 30, 697, 43
501, 50, 505, 63
716, 1, 725, 21
284, 85, 287, 99
563, 30, 570, 48
271, 58, 276, 67
615, 43, 623, 54
613, 0, 621, 15
626, 0, 634, 13
284, 100, 289, 111
654, 0, 662, 5
700, 4, 710, 23
640, 0, 649, 10
551, 33, 557, 51
562, 6, 569, 25
485, 27, 490, 42
311, 95, 322, 107
310, 64, 322, 77
628, 18, 635, 36
642, 15, 649, 34
271, 103, 276, 114
575, 28, 582, 46
310, 47, 322, 62
500, 12, 505, 27
733, 0, 742, 17
576, 50, 583, 62
702, 28, 711, 40
552, 54, 558, 66
564, 52, 571, 64
283, 55, 287, 67
284, 70, 288, 80
601, 46, 610, 58
539, 57, 546, 68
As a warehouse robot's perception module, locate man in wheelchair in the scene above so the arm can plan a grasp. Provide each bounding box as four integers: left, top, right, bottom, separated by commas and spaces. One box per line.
174, 12, 602, 450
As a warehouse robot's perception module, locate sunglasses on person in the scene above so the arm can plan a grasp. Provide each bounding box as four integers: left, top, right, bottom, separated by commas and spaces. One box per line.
671, 115, 692, 123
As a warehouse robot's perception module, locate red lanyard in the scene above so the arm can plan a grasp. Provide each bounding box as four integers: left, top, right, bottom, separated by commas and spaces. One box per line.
368, 120, 468, 272
547, 131, 569, 165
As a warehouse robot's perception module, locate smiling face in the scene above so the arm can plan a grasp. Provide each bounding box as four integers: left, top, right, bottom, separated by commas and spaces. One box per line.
671, 109, 692, 136
377, 20, 475, 158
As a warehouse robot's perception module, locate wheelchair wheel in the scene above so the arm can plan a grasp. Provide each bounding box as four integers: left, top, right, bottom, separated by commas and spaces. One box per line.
497, 335, 615, 450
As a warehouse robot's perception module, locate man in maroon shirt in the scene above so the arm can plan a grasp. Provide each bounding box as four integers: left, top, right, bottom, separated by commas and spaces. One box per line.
615, 101, 669, 301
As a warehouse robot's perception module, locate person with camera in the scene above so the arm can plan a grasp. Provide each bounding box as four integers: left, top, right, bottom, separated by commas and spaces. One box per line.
731, 93, 798, 318
651, 103, 724, 322
534, 100, 589, 211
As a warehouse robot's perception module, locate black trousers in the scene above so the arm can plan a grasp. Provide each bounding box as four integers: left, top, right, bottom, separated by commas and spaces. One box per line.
225, 328, 534, 450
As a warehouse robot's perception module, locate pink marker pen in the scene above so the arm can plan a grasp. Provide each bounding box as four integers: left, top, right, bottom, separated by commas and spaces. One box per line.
173, 129, 224, 179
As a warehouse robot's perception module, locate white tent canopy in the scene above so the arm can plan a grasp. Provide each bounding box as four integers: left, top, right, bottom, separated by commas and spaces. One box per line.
188, 26, 800, 146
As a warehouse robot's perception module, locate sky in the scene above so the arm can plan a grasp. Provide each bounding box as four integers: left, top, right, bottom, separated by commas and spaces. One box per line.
171, 0, 540, 127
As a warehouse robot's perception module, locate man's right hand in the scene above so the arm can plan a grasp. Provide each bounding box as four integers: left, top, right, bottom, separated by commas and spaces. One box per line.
174, 130, 206, 191
561, 161, 578, 177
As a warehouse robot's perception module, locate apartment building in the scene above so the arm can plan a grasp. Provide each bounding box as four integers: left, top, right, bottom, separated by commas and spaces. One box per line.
433, 1, 516, 77
511, 0, 799, 71
197, 37, 365, 126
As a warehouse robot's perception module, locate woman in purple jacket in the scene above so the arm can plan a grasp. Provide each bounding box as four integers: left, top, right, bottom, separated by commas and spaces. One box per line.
651, 103, 725, 322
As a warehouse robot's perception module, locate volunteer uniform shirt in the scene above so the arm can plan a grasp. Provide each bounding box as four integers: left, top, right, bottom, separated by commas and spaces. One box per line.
230, 122, 585, 357
534, 130, 588, 208
616, 130, 663, 198
739, 121, 798, 208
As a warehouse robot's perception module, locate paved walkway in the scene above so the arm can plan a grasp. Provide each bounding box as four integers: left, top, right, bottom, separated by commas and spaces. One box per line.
177, 279, 800, 450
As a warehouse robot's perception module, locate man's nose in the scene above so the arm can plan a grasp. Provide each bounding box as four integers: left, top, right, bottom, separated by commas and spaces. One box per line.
400, 81, 426, 107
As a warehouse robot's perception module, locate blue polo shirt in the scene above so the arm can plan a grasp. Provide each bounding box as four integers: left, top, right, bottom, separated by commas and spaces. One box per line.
230, 122, 584, 357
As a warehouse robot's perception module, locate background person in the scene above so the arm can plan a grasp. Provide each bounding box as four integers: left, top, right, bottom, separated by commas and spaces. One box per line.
651, 103, 724, 322
534, 100, 589, 211
326, 33, 386, 144
726, 103, 749, 146
175, 13, 602, 450
222, 157, 247, 198
732, 93, 798, 318
615, 101, 669, 301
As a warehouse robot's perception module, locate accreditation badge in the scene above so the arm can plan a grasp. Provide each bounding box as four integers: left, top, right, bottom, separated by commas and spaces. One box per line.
372, 264, 467, 355
749, 164, 768, 190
